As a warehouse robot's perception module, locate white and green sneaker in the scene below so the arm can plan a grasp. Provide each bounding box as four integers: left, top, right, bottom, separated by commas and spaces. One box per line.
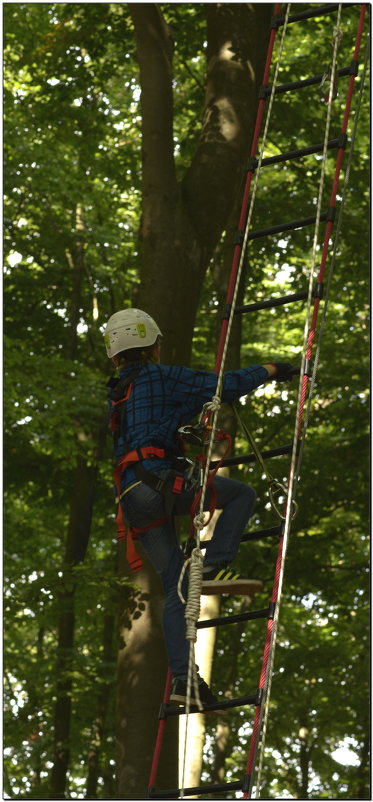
201, 566, 263, 595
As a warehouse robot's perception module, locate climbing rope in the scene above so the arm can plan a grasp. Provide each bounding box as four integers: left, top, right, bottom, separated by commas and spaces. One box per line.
251, 7, 344, 795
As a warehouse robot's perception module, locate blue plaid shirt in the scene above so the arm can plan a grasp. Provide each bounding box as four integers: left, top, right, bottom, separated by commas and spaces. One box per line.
110, 362, 268, 490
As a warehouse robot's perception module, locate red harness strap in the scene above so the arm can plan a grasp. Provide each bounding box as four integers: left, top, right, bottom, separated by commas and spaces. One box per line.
115, 510, 144, 572
114, 445, 183, 572
114, 467, 169, 572
117, 446, 166, 472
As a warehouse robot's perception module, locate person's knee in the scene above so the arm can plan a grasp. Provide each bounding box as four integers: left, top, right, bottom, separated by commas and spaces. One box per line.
213, 475, 256, 511
243, 483, 256, 511
246, 483, 256, 501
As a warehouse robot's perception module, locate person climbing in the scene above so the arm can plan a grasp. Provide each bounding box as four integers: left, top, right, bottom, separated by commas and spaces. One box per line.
104, 307, 298, 710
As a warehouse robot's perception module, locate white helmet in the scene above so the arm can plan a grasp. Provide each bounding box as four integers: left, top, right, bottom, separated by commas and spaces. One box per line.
104, 308, 162, 358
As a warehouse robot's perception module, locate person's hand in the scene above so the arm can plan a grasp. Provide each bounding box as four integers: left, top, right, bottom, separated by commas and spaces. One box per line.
265, 363, 300, 382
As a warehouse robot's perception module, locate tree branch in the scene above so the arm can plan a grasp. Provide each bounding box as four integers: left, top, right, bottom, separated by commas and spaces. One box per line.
182, 3, 272, 256
128, 4, 177, 209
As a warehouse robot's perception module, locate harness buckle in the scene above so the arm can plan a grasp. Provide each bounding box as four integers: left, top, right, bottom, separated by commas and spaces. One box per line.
172, 475, 184, 494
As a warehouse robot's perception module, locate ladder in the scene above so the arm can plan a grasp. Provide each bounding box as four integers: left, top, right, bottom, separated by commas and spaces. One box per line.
147, 4, 368, 798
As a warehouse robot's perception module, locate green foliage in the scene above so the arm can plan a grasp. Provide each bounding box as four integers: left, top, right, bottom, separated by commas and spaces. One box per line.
4, 2, 369, 799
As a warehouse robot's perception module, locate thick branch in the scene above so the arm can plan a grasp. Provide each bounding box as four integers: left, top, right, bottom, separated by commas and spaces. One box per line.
128, 4, 177, 220
182, 3, 272, 257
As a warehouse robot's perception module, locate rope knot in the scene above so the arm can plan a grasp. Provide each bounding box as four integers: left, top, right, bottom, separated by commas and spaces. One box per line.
205, 395, 221, 413
333, 25, 343, 46
193, 512, 206, 531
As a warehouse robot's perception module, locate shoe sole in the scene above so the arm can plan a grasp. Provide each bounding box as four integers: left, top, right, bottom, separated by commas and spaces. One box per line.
169, 694, 227, 716
201, 579, 263, 595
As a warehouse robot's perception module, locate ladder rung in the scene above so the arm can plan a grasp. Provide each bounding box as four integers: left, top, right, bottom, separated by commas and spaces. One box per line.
211, 443, 293, 469
148, 779, 243, 799
165, 692, 258, 718
236, 278, 324, 314
241, 525, 282, 542
258, 138, 340, 168
248, 211, 327, 240
274, 3, 357, 26
197, 607, 270, 629
268, 65, 353, 96
235, 290, 308, 314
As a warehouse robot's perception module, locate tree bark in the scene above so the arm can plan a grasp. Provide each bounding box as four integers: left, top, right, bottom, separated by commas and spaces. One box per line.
50, 196, 112, 796
116, 4, 273, 795
29, 626, 45, 796
86, 611, 117, 799
129, 3, 272, 366
65, 203, 85, 362
298, 724, 310, 799
116, 541, 178, 798
49, 455, 97, 799
356, 732, 370, 799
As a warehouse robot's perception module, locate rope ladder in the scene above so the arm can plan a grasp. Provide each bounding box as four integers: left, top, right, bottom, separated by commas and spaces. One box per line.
147, 4, 368, 798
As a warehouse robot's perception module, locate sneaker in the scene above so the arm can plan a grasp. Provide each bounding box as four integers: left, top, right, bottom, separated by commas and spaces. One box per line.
201, 566, 263, 595
170, 678, 226, 714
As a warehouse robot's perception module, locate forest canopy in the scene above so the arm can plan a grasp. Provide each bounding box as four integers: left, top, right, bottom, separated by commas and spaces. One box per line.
4, 3, 370, 800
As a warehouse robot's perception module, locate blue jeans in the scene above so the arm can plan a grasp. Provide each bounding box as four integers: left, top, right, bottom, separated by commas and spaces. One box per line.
121, 472, 256, 679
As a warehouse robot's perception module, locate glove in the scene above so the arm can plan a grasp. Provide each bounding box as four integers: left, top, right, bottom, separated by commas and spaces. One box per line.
270, 363, 300, 382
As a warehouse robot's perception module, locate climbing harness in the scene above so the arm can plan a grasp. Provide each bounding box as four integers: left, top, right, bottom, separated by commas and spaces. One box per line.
108, 367, 195, 571
147, 3, 368, 799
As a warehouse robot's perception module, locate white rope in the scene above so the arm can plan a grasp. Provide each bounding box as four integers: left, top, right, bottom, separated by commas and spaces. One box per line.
254, 7, 344, 797
178, 547, 204, 797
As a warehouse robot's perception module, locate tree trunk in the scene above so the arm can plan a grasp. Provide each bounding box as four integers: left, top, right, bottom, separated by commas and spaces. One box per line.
86, 611, 117, 799
29, 626, 45, 796
356, 731, 370, 799
116, 541, 178, 798
49, 455, 97, 798
65, 203, 85, 361
298, 725, 310, 799
117, 4, 273, 794
50, 207, 107, 796
129, 3, 272, 366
